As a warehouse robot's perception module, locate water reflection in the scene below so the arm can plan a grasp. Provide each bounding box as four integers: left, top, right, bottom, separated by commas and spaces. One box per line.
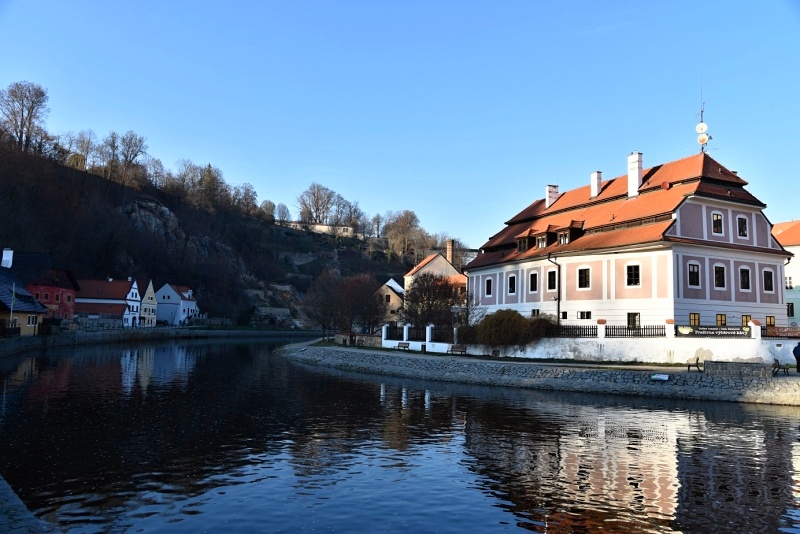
1, 341, 800, 533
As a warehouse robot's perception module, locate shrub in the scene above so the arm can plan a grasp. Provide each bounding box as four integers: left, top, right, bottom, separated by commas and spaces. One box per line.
472, 309, 555, 349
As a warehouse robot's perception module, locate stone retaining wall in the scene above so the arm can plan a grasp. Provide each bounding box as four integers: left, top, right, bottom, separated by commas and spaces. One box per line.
281, 347, 800, 406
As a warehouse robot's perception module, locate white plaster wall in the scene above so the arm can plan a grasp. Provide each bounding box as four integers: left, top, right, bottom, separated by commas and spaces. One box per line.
474, 337, 796, 366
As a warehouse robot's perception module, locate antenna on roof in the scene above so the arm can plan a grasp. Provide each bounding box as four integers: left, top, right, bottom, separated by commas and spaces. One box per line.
696, 84, 711, 153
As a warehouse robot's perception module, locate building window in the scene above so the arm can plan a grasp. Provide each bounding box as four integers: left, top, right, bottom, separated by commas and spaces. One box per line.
766, 315, 775, 326
737, 216, 748, 238
561, 311, 567, 320
739, 268, 751, 291
531, 309, 540, 316
627, 313, 640, 328
485, 278, 492, 297
517, 239, 528, 253
716, 314, 727, 326
741, 314, 751, 327
763, 270, 774, 292
27, 315, 38, 326
537, 236, 547, 249
688, 263, 700, 287
34, 292, 40, 300
547, 270, 557, 291
66, 295, 71, 302
43, 293, 49, 301
55, 294, 60, 302
558, 232, 569, 245
508, 275, 516, 295
689, 312, 700, 326
578, 268, 590, 289
712, 212, 723, 234
787, 276, 794, 290
788, 303, 795, 318
579, 311, 592, 319
385, 295, 390, 303
529, 272, 538, 292
626, 265, 640, 287
714, 265, 726, 289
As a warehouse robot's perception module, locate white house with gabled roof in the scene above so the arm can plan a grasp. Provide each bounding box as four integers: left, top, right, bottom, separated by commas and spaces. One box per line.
465, 151, 791, 328
156, 284, 199, 326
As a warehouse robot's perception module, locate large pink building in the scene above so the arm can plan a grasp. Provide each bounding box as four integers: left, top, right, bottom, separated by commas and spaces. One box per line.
465, 152, 791, 328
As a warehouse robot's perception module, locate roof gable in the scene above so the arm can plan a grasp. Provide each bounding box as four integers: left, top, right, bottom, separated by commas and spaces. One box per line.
773, 221, 800, 246
76, 279, 136, 300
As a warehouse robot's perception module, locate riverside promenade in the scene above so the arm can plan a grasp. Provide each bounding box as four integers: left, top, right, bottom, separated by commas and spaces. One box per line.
280, 343, 800, 406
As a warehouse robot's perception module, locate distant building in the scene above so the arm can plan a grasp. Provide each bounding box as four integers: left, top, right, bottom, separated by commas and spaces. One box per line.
376, 277, 404, 323
75, 278, 141, 327
156, 284, 200, 325
0, 253, 47, 336
772, 220, 800, 327
3, 249, 80, 320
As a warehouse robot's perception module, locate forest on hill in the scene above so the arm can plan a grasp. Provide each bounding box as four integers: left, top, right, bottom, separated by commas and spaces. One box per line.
0, 80, 470, 325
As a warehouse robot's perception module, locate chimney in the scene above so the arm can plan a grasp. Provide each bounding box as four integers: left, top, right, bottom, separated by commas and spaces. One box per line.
1, 248, 12, 268
627, 151, 643, 198
590, 171, 602, 198
546, 185, 559, 209
446, 239, 454, 265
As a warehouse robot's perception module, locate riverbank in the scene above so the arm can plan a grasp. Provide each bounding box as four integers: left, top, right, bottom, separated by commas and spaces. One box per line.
0, 328, 319, 359
280, 344, 800, 406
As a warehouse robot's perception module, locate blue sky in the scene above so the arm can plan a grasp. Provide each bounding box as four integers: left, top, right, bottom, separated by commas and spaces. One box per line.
2, 1, 799, 248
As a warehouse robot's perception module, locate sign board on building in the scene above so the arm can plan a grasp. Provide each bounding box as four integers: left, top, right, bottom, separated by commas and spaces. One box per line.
675, 325, 751, 337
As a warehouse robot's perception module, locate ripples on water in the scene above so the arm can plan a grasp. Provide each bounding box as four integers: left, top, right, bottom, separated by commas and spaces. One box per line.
1, 341, 800, 533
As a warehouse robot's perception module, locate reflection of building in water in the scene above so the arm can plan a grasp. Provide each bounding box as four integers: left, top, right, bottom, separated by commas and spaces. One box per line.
119, 345, 195, 395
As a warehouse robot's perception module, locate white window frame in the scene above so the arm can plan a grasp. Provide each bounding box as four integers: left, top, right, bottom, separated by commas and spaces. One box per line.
576, 266, 591, 291
739, 267, 752, 292
763, 268, 775, 293
578, 311, 592, 319
558, 232, 569, 245
625, 263, 641, 287
485, 277, 492, 297
711, 211, 724, 235
687, 261, 701, 288
736, 216, 748, 239
508, 274, 517, 295
536, 236, 547, 249
547, 269, 558, 291
528, 271, 538, 293
713, 263, 727, 289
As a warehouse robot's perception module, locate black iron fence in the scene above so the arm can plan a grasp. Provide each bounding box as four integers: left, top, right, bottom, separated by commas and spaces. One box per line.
385, 324, 403, 341
431, 326, 454, 343
408, 325, 426, 341
545, 325, 598, 338
605, 325, 666, 338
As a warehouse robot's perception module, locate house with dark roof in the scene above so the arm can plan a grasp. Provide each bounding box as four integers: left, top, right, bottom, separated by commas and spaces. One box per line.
2, 248, 81, 320
464, 151, 791, 328
772, 220, 800, 327
75, 278, 142, 327
0, 261, 47, 336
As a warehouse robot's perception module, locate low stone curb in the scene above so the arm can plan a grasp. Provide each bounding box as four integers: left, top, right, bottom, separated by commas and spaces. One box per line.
280, 347, 800, 406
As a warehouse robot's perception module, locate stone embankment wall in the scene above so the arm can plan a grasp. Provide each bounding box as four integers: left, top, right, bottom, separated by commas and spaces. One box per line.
282, 347, 800, 406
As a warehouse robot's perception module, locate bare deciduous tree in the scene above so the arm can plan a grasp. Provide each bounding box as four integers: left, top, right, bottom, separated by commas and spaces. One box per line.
259, 199, 276, 222
297, 182, 336, 224
384, 209, 421, 258
276, 203, 291, 226
0, 81, 49, 153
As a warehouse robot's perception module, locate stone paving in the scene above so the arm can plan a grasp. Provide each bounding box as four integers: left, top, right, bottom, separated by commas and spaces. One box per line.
281, 344, 800, 406
0, 475, 54, 533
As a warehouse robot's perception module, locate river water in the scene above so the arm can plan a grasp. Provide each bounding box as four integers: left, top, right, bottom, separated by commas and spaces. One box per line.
1, 340, 800, 533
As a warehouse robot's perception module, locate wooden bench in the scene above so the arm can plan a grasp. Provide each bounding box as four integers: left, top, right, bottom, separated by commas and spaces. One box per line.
687, 357, 703, 372
447, 344, 467, 355
396, 342, 410, 351
773, 358, 790, 376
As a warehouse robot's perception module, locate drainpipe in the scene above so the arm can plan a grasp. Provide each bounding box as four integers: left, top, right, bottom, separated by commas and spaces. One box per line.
547, 253, 561, 324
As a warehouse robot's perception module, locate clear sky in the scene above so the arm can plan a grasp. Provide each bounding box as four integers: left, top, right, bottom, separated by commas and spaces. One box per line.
2, 1, 799, 249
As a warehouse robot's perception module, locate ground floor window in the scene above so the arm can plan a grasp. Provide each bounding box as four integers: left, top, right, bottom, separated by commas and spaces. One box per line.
789, 303, 795, 318
531, 309, 539, 316
689, 313, 700, 326
741, 315, 751, 327
766, 315, 775, 326
716, 314, 727, 326
561, 311, 567, 320
578, 311, 591, 319
627, 313, 640, 328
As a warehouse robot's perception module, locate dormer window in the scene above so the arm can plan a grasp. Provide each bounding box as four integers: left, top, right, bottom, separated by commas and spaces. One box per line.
558, 232, 569, 245
517, 238, 528, 253
536, 236, 547, 249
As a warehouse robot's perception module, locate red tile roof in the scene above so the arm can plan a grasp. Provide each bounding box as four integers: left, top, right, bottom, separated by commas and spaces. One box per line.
76, 279, 135, 300
74, 302, 128, 316
772, 221, 800, 246
405, 254, 441, 277
467, 153, 772, 271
